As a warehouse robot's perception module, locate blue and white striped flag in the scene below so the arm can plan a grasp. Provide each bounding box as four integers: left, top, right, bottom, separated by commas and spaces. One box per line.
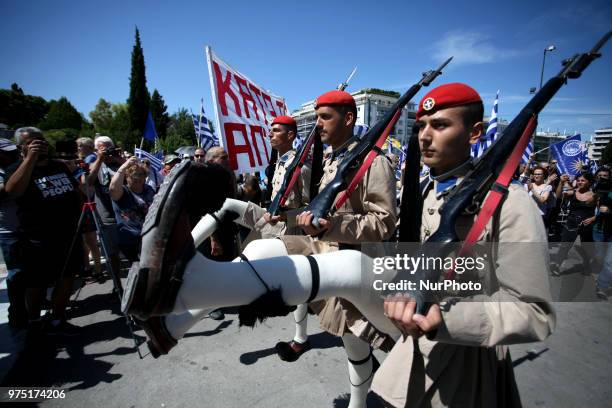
521, 140, 534, 165
395, 144, 407, 181
582, 143, 598, 174
135, 147, 163, 173
192, 100, 219, 150
471, 90, 499, 159
354, 123, 369, 139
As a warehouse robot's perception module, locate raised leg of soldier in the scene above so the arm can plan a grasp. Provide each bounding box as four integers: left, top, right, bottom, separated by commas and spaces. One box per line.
122, 162, 400, 355
192, 196, 314, 362
165, 239, 288, 337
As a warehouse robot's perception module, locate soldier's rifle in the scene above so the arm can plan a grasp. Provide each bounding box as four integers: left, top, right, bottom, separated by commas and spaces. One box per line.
308, 57, 453, 227
267, 67, 358, 216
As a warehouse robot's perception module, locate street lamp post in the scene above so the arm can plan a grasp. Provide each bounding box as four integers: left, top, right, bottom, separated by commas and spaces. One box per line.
538, 45, 556, 160
540, 45, 556, 89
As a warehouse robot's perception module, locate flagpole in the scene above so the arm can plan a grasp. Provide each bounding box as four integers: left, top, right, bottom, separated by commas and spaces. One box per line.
139, 137, 144, 151
534, 144, 553, 155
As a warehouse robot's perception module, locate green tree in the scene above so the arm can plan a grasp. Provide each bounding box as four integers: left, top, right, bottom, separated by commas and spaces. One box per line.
150, 89, 169, 139
127, 27, 150, 138
167, 108, 196, 141
89, 98, 114, 133
44, 128, 81, 149
88, 101, 131, 147
159, 108, 196, 152
108, 103, 132, 147
39, 97, 82, 130
0, 83, 49, 128
157, 132, 193, 154
602, 140, 612, 165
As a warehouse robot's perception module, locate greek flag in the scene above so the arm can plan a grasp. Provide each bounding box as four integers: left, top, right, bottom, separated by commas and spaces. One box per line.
135, 147, 163, 173
583, 143, 598, 174
521, 140, 534, 165
354, 124, 369, 139
396, 144, 407, 181
471, 90, 499, 159
192, 100, 218, 150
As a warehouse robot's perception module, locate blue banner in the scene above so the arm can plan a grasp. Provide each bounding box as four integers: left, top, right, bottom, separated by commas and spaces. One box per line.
550, 134, 586, 176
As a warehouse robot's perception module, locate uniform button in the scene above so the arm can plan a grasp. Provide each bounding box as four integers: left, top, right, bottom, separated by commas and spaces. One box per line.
424, 228, 431, 236
428, 208, 435, 215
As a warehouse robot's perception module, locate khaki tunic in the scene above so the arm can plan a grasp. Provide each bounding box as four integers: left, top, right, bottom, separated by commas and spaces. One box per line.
245, 149, 310, 239
282, 140, 398, 350
371, 171, 556, 407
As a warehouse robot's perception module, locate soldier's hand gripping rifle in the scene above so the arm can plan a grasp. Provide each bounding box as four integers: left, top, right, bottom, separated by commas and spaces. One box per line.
307, 57, 453, 228
267, 67, 358, 216
406, 31, 611, 316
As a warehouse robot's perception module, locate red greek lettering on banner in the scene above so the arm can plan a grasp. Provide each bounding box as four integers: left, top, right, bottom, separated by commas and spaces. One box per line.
275, 100, 287, 115
235, 75, 260, 121
249, 125, 268, 166
248, 84, 268, 126
224, 122, 255, 170
213, 61, 241, 117
262, 93, 278, 118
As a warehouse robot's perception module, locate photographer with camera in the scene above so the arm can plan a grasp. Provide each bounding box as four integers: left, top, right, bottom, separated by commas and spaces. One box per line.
108, 157, 155, 261
4, 127, 84, 342
592, 167, 612, 299
86, 136, 125, 279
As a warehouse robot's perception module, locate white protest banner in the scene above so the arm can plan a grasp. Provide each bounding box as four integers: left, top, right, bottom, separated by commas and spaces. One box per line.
206, 46, 287, 174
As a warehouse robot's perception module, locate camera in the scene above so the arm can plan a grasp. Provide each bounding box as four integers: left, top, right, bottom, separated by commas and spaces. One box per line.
103, 147, 122, 157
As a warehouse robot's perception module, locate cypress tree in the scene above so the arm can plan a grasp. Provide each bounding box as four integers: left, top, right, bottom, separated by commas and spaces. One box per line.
127, 27, 150, 141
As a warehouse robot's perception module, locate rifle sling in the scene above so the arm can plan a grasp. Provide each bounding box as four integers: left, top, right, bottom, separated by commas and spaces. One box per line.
446, 115, 537, 280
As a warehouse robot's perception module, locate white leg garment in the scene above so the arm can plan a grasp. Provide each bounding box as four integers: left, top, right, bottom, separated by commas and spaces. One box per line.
170, 247, 400, 339
342, 333, 373, 408
165, 239, 288, 339
292, 303, 309, 344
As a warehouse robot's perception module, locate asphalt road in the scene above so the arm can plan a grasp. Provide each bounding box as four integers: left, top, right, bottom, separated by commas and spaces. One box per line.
0, 258, 610, 407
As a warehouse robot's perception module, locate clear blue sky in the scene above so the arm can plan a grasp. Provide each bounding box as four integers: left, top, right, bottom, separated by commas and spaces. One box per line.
1, 0, 611, 137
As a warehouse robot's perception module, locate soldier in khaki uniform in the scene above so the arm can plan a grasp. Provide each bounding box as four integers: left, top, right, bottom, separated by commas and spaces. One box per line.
246, 115, 310, 239
371, 83, 556, 407
275, 90, 397, 407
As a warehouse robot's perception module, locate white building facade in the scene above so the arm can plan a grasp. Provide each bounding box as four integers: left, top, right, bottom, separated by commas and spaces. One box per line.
591, 127, 612, 161
291, 89, 417, 144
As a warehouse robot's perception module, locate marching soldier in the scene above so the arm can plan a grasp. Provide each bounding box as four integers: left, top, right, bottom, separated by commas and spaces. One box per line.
371, 83, 556, 407
247, 115, 310, 239
274, 90, 397, 405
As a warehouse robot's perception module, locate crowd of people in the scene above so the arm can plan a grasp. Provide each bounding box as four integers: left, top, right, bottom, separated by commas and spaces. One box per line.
0, 128, 268, 346
0, 83, 610, 407
516, 155, 611, 297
